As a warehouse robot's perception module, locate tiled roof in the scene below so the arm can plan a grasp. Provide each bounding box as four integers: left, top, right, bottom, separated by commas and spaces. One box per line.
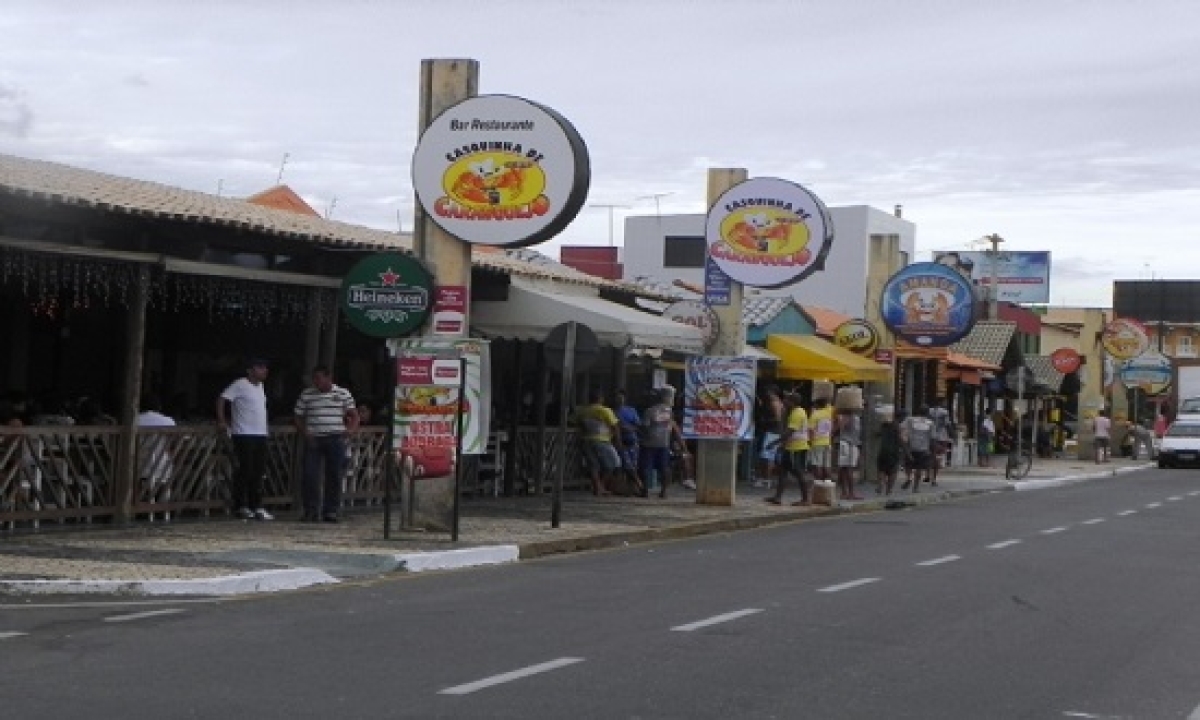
744, 297, 792, 327
802, 305, 854, 337
949, 320, 1018, 367
0, 153, 407, 250
1025, 355, 1066, 391
0, 152, 646, 294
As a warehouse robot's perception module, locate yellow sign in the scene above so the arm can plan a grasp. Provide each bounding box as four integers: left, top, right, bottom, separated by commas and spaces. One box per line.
833, 319, 879, 356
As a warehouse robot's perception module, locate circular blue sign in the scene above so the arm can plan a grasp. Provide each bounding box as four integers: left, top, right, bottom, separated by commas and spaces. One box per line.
880, 262, 977, 347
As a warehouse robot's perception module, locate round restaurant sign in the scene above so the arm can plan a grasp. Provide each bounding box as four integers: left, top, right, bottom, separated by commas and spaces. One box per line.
1049, 347, 1082, 375
663, 300, 720, 351
1119, 349, 1171, 395
411, 94, 591, 248
879, 262, 977, 347
1101, 318, 1150, 361
340, 253, 433, 338
833, 318, 879, 356
704, 177, 833, 289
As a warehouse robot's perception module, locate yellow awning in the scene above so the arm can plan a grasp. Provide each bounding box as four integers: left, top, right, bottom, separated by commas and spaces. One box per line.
767, 334, 893, 383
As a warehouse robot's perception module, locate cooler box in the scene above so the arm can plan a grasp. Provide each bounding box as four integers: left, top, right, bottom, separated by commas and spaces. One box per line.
812, 479, 837, 506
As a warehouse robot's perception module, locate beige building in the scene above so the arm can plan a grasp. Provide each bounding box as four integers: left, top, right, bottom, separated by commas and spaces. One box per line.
1040, 307, 1111, 414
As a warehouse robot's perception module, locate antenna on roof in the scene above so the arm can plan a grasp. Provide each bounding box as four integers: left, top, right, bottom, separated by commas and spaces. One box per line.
276, 153, 290, 185
397, 209, 404, 234
325, 196, 337, 220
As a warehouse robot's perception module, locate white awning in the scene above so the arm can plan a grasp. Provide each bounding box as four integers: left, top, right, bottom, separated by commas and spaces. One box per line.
472, 279, 703, 353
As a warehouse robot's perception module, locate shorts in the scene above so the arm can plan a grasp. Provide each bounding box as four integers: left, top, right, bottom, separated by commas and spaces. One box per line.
837, 440, 860, 468
877, 453, 900, 474
780, 449, 807, 475
759, 433, 781, 462
619, 444, 639, 470
908, 450, 931, 471
639, 446, 671, 479
585, 441, 621, 472
808, 445, 831, 469
1095, 437, 1110, 449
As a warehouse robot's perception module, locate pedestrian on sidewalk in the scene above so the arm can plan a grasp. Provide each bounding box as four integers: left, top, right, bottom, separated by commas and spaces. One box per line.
766, 391, 810, 505
900, 405, 935, 492
614, 389, 647, 496
876, 410, 901, 495
928, 397, 952, 486
216, 357, 273, 521
808, 397, 834, 485
573, 387, 625, 496
640, 386, 685, 499
978, 413, 995, 467
835, 408, 864, 500
1093, 409, 1112, 463
293, 366, 359, 523
754, 386, 785, 489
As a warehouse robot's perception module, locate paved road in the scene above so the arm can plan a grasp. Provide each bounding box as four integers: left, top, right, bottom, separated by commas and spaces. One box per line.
4, 466, 1200, 719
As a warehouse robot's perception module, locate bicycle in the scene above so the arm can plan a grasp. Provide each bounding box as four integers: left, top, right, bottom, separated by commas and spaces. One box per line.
1005, 445, 1033, 480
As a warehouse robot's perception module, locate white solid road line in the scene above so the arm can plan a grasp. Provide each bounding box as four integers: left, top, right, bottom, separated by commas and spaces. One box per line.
915, 555, 961, 567
1041, 527, 1068, 535
1146, 502, 1162, 509
0, 598, 223, 611
438, 658, 585, 695
818, 578, 880, 593
104, 609, 186, 624
1117, 510, 1137, 516
987, 539, 1022, 549
1081, 518, 1106, 525
0, 632, 28, 640
671, 609, 763, 632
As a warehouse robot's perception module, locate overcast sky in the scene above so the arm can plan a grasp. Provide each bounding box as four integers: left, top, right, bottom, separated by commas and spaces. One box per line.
2, 0, 1197, 307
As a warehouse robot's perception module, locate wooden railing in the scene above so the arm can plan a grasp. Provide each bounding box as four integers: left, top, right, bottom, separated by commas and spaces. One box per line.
513, 427, 588, 494
0, 425, 391, 530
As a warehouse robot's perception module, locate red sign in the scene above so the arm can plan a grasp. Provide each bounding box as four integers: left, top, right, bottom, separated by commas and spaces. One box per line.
1050, 348, 1082, 375
874, 349, 894, 365
432, 285, 468, 336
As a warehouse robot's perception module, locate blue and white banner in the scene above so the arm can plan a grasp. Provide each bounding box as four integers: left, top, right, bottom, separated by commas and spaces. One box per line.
932, 250, 1051, 304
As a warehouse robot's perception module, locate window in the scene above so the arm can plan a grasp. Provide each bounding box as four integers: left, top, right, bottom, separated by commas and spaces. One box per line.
663, 236, 707, 268
1177, 335, 1193, 355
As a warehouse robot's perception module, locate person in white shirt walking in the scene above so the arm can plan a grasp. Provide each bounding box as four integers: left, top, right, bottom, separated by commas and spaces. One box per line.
216, 358, 273, 521
1093, 409, 1112, 464
294, 366, 359, 523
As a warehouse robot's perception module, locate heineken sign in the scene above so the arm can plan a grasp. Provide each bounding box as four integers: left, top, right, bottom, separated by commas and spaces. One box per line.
341, 253, 433, 338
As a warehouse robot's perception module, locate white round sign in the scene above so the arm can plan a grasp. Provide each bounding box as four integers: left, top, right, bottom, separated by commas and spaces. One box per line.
411, 94, 590, 248
663, 300, 720, 351
704, 177, 833, 288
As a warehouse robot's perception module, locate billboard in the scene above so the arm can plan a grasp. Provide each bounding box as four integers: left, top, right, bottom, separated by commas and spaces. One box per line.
932, 250, 1051, 304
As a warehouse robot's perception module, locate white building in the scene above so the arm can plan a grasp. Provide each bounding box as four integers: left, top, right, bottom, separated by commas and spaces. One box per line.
622, 205, 916, 318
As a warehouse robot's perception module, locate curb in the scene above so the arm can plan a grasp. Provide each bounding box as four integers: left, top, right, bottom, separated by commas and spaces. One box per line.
0, 568, 339, 597
1013, 463, 1154, 491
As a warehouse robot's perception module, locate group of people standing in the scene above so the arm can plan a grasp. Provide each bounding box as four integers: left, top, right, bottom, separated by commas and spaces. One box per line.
572, 386, 694, 499
755, 388, 958, 504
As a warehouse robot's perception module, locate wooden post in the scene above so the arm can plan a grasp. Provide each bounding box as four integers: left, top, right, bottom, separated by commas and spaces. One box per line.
320, 297, 339, 368
113, 264, 150, 524
302, 287, 322, 374
695, 167, 747, 506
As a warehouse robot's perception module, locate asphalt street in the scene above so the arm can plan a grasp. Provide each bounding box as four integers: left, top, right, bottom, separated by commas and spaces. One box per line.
4, 466, 1200, 719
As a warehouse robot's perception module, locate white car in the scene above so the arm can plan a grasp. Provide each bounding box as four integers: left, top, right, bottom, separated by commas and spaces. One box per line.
1157, 422, 1200, 468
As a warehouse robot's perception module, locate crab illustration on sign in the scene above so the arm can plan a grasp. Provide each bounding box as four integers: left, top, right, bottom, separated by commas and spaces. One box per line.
879, 262, 977, 347
704, 177, 833, 288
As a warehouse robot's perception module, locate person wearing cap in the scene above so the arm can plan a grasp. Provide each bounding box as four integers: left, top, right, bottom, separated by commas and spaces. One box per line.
217, 357, 273, 521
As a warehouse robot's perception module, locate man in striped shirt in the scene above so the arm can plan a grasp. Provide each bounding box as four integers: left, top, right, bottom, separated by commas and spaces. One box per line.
294, 366, 359, 523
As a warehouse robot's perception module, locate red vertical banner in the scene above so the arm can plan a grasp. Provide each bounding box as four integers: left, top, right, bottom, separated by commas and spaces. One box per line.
394, 354, 462, 480
432, 285, 468, 336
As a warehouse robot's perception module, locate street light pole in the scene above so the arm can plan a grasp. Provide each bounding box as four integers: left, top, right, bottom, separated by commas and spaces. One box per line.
985, 233, 1004, 320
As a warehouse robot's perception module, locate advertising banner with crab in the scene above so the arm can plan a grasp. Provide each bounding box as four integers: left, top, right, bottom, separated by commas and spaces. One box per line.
879, 261, 978, 347
682, 356, 756, 440
389, 337, 491, 455
394, 354, 464, 482
410, 94, 591, 248
704, 177, 834, 289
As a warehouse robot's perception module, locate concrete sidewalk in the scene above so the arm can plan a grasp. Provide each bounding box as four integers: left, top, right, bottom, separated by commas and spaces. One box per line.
0, 455, 1153, 596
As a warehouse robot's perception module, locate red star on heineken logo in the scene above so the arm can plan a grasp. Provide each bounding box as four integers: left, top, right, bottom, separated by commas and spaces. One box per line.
378, 268, 400, 286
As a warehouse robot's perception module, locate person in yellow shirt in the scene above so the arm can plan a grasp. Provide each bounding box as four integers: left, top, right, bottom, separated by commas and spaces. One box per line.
766, 391, 811, 506
808, 397, 834, 483
572, 387, 625, 496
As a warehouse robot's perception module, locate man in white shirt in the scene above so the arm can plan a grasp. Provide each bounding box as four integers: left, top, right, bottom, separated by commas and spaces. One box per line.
1093, 409, 1112, 464
216, 357, 273, 521
137, 395, 176, 517
294, 366, 358, 523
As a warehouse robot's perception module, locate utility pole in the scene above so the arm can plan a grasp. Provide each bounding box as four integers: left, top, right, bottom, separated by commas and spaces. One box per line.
636, 192, 673, 219
588, 203, 630, 246
984, 233, 1004, 319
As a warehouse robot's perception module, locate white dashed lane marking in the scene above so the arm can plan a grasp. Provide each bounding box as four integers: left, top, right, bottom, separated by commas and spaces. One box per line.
915, 555, 960, 567
1081, 518, 1106, 525
1189, 491, 1200, 497
1041, 527, 1068, 535
0, 632, 28, 640
439, 658, 585, 695
1117, 510, 1137, 516
671, 609, 763, 632
1168, 496, 1183, 502
987, 540, 1022, 549
818, 578, 880, 593
104, 609, 186, 624
1146, 502, 1162, 509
